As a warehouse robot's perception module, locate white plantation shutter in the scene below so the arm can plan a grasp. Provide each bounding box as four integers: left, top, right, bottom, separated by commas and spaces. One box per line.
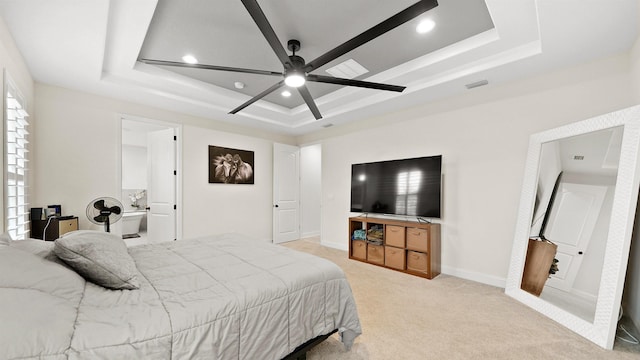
5, 81, 30, 240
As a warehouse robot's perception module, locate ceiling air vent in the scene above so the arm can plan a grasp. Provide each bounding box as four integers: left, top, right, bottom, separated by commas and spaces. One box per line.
322, 123, 334, 128
465, 80, 488, 89
325, 59, 369, 79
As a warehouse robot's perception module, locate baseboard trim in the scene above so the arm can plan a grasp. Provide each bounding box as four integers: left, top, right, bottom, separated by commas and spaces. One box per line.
320, 241, 348, 252
301, 231, 320, 239
315, 242, 507, 288
441, 265, 506, 288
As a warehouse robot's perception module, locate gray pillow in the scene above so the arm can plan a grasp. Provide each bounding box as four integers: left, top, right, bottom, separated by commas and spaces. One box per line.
54, 231, 140, 290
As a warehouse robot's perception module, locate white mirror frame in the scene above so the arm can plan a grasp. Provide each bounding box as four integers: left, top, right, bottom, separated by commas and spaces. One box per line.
505, 105, 640, 349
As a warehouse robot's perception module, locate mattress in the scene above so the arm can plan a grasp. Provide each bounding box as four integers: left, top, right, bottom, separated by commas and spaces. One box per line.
0, 233, 361, 359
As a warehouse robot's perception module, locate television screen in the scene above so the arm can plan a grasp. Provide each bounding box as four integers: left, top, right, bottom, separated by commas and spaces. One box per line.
350, 155, 442, 218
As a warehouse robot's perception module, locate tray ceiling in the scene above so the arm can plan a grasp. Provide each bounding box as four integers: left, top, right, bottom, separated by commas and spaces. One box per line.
0, 0, 637, 136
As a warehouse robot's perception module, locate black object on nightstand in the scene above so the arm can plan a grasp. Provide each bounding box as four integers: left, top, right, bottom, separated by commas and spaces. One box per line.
31, 217, 78, 241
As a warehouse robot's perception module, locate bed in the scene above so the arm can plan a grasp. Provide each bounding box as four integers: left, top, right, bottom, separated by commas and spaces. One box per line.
0, 232, 362, 359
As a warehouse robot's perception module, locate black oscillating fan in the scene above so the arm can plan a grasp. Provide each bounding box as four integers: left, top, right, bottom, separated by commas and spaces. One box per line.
86, 197, 123, 232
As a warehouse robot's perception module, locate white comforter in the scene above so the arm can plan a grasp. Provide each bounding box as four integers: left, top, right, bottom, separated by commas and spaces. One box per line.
0, 233, 361, 359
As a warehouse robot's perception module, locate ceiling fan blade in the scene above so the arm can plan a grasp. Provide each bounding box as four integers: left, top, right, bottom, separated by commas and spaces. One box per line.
241, 0, 292, 68
307, 74, 406, 92
229, 80, 285, 115
304, 0, 438, 72
139, 58, 283, 77
297, 85, 322, 120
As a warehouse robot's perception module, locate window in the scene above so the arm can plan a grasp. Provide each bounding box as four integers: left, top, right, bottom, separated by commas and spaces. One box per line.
5, 79, 30, 240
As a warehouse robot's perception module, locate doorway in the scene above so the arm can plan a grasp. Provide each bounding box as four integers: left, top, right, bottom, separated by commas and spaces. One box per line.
120, 116, 181, 244
272, 143, 322, 244
300, 144, 322, 239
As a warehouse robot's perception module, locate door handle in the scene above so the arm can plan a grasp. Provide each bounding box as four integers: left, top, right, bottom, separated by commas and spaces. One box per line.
274, 204, 279, 208
145, 207, 150, 211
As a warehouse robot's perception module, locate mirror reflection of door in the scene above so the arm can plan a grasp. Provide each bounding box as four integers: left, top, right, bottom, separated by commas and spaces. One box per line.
529, 126, 622, 322
544, 182, 607, 291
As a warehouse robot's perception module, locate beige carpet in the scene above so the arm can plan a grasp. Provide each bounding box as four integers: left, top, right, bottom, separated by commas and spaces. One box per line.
282, 238, 640, 360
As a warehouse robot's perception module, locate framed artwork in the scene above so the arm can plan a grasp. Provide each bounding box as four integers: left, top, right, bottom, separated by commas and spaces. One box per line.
208, 145, 255, 184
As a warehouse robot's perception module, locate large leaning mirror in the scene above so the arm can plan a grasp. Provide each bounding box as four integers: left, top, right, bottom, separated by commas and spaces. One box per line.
505, 105, 640, 349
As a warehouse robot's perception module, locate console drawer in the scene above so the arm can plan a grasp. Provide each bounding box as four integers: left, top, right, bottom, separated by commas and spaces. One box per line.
385, 246, 405, 270
385, 225, 405, 247
406, 228, 429, 252
367, 244, 385, 265
407, 251, 429, 274
351, 240, 366, 260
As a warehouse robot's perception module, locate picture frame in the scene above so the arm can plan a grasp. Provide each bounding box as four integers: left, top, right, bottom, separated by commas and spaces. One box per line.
208, 145, 255, 184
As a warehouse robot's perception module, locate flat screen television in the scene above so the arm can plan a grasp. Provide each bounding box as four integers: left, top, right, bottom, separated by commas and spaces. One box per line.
350, 155, 442, 218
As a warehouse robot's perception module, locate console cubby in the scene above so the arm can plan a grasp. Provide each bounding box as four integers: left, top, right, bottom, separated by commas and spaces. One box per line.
348, 216, 441, 279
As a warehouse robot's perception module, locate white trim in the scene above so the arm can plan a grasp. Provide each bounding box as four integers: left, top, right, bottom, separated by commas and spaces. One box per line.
321, 241, 348, 252
505, 105, 640, 349
301, 231, 320, 239
441, 266, 506, 288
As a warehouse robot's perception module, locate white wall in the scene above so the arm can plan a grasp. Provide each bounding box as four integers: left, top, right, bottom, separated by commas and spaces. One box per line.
121, 145, 147, 189
33, 84, 294, 235
0, 17, 33, 233
302, 55, 637, 287
300, 144, 322, 238
181, 125, 274, 241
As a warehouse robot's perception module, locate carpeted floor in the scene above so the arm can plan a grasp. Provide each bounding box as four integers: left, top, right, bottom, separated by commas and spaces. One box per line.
282, 238, 640, 360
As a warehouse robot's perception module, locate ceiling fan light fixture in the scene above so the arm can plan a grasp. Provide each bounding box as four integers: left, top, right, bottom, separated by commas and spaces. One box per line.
281, 90, 292, 97
181, 54, 198, 64
284, 71, 305, 88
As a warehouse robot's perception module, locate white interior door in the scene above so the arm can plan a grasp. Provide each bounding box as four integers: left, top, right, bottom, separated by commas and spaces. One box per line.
273, 143, 300, 244
544, 183, 607, 291
147, 128, 176, 243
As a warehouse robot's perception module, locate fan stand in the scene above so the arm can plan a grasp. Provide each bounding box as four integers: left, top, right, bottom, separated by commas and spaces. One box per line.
104, 217, 111, 233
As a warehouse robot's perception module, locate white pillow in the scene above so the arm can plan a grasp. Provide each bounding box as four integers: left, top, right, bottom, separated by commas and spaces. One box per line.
54, 231, 140, 290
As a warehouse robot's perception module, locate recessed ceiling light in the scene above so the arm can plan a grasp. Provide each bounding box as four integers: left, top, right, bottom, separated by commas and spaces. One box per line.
182, 54, 198, 64
234, 81, 245, 89
416, 19, 436, 34
281, 90, 292, 97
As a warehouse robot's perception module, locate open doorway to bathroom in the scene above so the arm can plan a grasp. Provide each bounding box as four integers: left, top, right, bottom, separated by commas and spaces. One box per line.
120, 116, 181, 246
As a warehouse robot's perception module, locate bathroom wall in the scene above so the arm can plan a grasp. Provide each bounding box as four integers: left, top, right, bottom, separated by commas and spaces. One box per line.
122, 144, 147, 190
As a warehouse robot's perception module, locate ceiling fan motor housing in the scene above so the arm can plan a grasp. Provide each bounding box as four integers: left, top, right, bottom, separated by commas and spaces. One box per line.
288, 55, 305, 70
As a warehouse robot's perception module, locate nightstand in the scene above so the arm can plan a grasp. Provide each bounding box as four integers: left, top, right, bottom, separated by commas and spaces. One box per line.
31, 217, 78, 241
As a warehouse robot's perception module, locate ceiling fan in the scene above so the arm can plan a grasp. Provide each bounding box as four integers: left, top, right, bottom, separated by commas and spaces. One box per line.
139, 0, 438, 120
